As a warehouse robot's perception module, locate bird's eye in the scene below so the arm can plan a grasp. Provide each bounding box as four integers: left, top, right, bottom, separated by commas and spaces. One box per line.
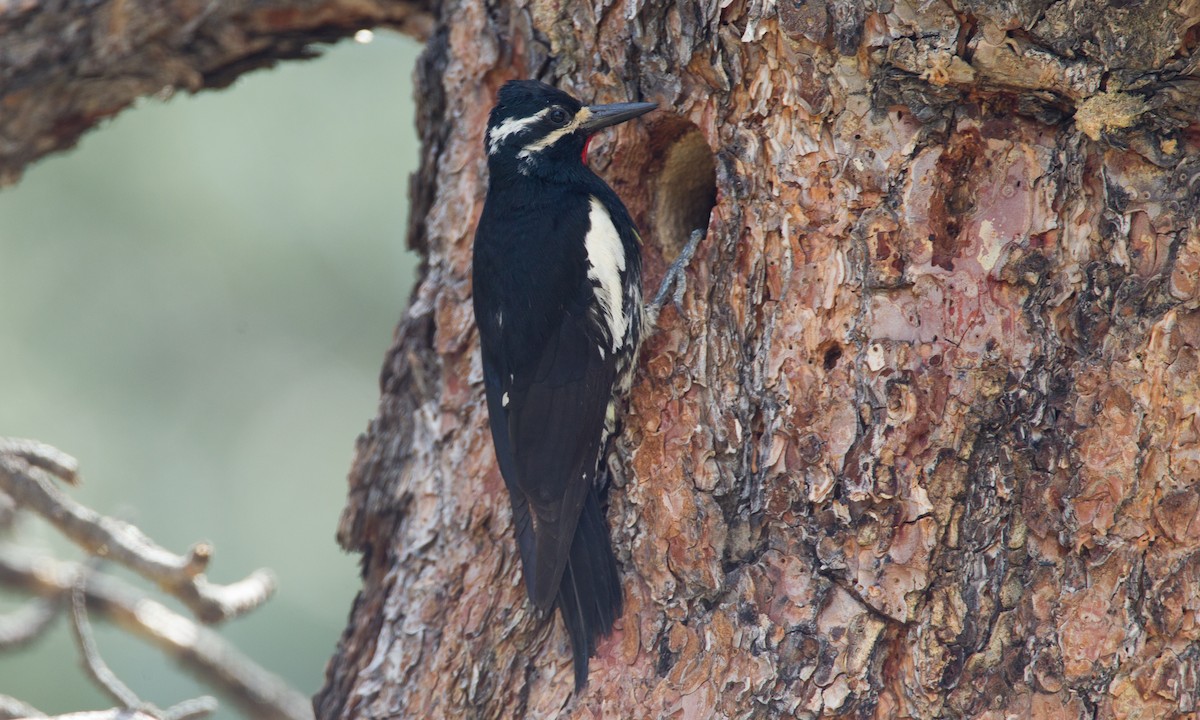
549, 108, 569, 125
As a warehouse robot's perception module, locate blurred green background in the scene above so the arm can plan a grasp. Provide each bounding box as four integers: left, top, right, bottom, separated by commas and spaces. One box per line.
0, 32, 421, 717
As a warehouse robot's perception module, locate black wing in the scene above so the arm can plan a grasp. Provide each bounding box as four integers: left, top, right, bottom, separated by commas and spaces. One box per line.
489, 305, 616, 609
481, 312, 623, 689
474, 187, 628, 687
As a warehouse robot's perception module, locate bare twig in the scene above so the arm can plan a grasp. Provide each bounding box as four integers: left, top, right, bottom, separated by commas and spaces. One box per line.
0, 491, 16, 532
0, 442, 275, 623
69, 569, 145, 710
0, 548, 312, 720
68, 568, 219, 720
161, 697, 220, 720
38, 712, 158, 720
0, 438, 78, 484
0, 693, 47, 719
0, 596, 60, 650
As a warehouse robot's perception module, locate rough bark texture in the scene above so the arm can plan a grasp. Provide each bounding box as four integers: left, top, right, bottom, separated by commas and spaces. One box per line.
0, 0, 434, 184
13, 0, 1197, 716
316, 0, 1200, 717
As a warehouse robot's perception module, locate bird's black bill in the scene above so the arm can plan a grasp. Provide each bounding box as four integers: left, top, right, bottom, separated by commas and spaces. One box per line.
579, 102, 658, 133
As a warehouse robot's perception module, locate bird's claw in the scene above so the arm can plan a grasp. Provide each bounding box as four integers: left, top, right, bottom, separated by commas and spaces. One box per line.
671, 273, 688, 314
650, 228, 705, 323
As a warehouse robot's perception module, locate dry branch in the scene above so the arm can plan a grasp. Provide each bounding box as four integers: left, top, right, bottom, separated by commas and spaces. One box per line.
0, 693, 47, 719
0, 597, 59, 650
0, 0, 437, 184
37, 712, 158, 720
69, 570, 219, 720
0, 439, 309, 720
0, 548, 312, 720
0, 442, 275, 623
70, 569, 152, 712
0, 439, 78, 483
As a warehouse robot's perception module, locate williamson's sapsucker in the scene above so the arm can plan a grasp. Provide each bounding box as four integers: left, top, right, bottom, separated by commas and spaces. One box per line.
471, 79, 660, 690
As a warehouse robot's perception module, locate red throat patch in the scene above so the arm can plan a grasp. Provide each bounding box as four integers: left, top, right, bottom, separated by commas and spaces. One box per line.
582, 136, 593, 164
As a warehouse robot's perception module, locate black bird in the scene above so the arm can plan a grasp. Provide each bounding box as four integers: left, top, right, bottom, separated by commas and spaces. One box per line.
472, 80, 696, 690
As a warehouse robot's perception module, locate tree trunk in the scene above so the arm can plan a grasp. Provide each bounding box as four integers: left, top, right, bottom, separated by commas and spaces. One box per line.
0, 0, 433, 184
312, 0, 1200, 717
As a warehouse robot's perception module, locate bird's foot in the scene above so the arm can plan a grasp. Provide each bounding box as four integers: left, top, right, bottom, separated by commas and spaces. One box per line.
648, 228, 704, 324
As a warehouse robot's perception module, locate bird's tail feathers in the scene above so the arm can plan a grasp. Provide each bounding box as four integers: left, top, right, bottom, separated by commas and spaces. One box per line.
556, 489, 623, 691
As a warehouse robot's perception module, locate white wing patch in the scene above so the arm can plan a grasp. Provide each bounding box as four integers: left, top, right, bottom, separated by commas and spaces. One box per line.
518, 107, 592, 159
488, 109, 549, 155
585, 197, 627, 351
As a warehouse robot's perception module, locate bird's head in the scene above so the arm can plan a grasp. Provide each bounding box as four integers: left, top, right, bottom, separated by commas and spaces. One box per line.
485, 80, 656, 178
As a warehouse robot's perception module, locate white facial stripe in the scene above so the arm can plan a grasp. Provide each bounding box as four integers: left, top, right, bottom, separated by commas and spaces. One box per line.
584, 196, 627, 351
517, 107, 592, 158
488, 108, 550, 155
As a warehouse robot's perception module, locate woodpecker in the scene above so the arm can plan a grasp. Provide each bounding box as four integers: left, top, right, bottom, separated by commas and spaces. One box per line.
472, 80, 698, 690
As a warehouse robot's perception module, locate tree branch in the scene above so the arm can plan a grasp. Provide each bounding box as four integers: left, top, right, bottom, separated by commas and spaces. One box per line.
0, 439, 78, 484
69, 568, 151, 712
0, 548, 312, 720
69, 568, 219, 720
28, 712, 159, 720
0, 597, 59, 650
0, 443, 274, 623
0, 693, 47, 719
0, 0, 437, 184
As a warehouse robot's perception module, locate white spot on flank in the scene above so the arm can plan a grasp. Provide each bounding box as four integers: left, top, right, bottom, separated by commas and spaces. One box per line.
488, 109, 549, 155
585, 196, 627, 351
518, 107, 592, 158
502, 392, 509, 407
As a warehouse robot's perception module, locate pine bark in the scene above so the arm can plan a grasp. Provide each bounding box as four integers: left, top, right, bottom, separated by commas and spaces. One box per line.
9, 0, 1200, 717
317, 1, 1200, 717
